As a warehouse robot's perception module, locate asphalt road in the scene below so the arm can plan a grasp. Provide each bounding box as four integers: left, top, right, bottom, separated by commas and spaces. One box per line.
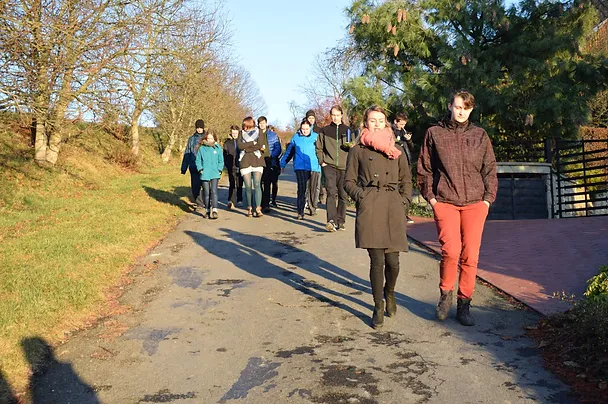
30, 166, 574, 404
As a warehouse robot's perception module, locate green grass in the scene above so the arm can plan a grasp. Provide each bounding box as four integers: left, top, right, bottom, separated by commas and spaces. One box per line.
0, 121, 190, 398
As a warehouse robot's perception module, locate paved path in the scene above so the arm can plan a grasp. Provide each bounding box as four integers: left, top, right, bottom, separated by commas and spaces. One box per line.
407, 215, 608, 315
31, 168, 574, 403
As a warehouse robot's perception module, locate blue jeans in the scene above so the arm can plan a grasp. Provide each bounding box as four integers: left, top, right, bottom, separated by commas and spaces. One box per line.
242, 171, 262, 209
201, 178, 219, 211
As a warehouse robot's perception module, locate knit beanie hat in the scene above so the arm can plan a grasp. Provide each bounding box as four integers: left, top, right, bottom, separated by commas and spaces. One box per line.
195, 119, 205, 129
305, 110, 316, 119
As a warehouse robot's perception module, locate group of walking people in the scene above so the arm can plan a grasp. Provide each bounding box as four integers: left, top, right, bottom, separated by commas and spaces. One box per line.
181, 116, 281, 219
181, 90, 498, 330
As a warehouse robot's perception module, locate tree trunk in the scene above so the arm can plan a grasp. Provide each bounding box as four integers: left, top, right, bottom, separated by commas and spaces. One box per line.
161, 128, 177, 162
130, 111, 142, 156
33, 115, 47, 163
45, 131, 63, 165
45, 102, 69, 165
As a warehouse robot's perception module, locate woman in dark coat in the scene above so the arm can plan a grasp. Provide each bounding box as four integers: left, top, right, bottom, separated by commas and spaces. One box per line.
238, 116, 266, 217
344, 105, 412, 329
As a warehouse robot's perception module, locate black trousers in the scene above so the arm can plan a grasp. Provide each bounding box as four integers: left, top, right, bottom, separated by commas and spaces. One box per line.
189, 167, 203, 205
323, 165, 348, 225
271, 167, 280, 202
262, 166, 280, 208
295, 170, 320, 215
227, 169, 243, 204
367, 249, 400, 305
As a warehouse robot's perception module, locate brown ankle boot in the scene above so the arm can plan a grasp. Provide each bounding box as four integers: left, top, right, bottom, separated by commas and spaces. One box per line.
435, 289, 453, 321
372, 302, 385, 329
457, 298, 475, 326
384, 287, 396, 317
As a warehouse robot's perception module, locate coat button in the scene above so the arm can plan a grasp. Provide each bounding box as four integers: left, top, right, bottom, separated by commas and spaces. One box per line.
369, 157, 373, 160
374, 173, 379, 177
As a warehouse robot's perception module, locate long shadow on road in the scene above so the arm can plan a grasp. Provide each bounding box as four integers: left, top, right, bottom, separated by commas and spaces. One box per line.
22, 336, 99, 404
185, 228, 432, 327
184, 228, 576, 403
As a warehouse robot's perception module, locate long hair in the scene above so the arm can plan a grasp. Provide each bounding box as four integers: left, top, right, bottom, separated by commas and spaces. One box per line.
195, 129, 217, 151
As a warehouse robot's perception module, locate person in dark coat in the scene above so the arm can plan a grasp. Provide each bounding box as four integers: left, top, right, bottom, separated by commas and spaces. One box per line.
316, 105, 353, 232
223, 125, 243, 209
344, 105, 412, 329
180, 119, 205, 209
258, 116, 282, 213
417, 90, 498, 326
391, 112, 416, 224
238, 116, 266, 217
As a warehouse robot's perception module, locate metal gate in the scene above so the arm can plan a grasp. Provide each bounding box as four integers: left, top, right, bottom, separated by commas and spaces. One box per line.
553, 138, 608, 218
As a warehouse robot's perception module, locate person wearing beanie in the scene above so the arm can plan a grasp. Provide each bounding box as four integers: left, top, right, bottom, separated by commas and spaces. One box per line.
181, 119, 206, 209
305, 110, 322, 134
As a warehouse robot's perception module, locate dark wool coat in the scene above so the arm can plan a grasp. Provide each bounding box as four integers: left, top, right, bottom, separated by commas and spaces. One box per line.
223, 138, 239, 172
237, 131, 266, 169
344, 144, 413, 252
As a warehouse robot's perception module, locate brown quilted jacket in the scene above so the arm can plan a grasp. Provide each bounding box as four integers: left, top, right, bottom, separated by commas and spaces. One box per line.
417, 120, 498, 206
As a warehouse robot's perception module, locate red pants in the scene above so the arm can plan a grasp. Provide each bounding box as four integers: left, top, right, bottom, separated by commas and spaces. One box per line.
433, 201, 489, 299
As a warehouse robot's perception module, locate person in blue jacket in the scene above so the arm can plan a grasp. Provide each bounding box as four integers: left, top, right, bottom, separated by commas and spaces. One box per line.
194, 129, 224, 219
181, 119, 205, 209
258, 116, 282, 213
280, 119, 321, 219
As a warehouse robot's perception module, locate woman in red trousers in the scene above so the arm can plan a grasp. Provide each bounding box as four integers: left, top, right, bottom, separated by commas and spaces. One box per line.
417, 90, 498, 326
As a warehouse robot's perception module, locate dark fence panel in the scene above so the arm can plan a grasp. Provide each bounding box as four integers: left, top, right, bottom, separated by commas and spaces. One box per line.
553, 138, 608, 218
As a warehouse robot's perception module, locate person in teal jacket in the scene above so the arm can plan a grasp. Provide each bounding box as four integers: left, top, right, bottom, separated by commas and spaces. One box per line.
280, 119, 321, 219
181, 119, 205, 209
195, 130, 224, 219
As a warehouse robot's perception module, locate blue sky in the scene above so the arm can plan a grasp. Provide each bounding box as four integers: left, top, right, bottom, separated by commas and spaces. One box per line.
222, 0, 352, 128
222, 0, 520, 129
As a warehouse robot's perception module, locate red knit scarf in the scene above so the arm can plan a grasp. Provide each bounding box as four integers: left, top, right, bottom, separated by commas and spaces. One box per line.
359, 127, 402, 159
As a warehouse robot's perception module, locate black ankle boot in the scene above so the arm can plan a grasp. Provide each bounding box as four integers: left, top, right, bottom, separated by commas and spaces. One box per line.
372, 302, 385, 329
456, 298, 475, 326
435, 290, 452, 321
384, 287, 396, 317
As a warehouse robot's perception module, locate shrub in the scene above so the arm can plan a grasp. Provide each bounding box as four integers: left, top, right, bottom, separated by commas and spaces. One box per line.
585, 265, 608, 302
106, 144, 140, 170
409, 202, 433, 218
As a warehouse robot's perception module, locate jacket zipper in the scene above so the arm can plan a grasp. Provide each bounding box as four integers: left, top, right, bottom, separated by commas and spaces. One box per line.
459, 128, 468, 202
336, 124, 339, 167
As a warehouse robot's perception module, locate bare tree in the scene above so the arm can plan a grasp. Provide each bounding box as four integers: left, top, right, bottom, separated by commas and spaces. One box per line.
152, 6, 224, 162
300, 45, 361, 121
0, 0, 133, 164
